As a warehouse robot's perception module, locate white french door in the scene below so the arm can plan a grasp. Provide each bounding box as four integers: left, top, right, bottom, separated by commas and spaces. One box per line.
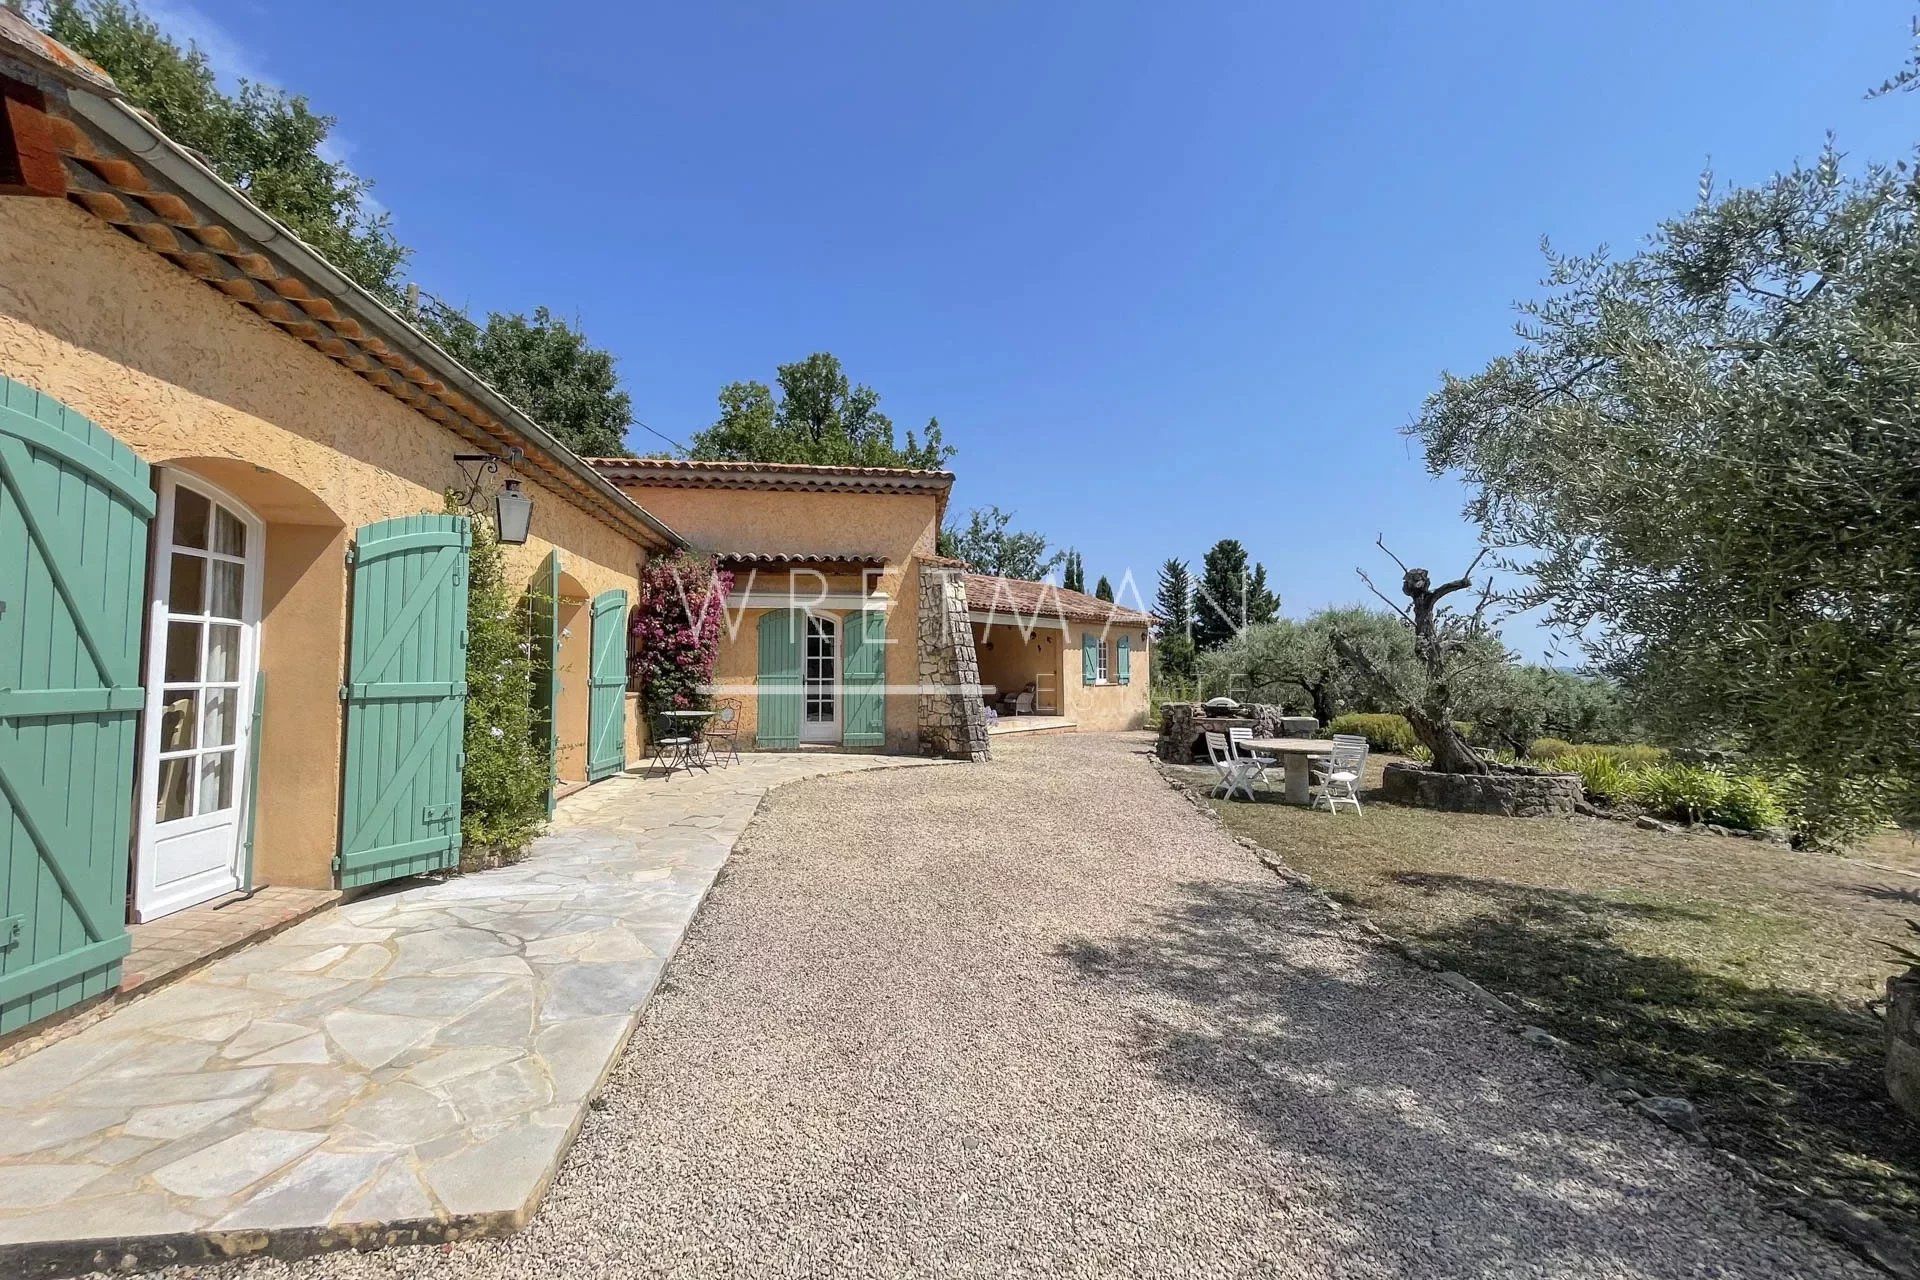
133, 473, 263, 921
800, 613, 840, 743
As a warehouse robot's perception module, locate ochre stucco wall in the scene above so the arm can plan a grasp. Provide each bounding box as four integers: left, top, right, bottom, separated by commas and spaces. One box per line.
0, 199, 652, 891
618, 485, 939, 754
1059, 622, 1153, 731
973, 623, 1066, 714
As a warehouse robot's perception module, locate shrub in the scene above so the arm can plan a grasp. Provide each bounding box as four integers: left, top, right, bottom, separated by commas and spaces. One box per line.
1713, 772, 1787, 832
1633, 763, 1732, 826
1529, 736, 1574, 761
1565, 750, 1633, 806
632, 552, 732, 722
1556, 743, 1788, 831
453, 499, 548, 860
1328, 713, 1418, 754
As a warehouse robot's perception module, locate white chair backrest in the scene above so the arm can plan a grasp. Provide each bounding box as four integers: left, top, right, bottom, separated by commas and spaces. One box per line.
1205, 731, 1231, 765
1329, 737, 1369, 775
1015, 691, 1035, 714
1227, 726, 1255, 759
1331, 733, 1368, 748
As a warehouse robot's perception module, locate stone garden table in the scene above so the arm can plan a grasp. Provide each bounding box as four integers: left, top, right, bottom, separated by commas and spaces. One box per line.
1241, 737, 1331, 805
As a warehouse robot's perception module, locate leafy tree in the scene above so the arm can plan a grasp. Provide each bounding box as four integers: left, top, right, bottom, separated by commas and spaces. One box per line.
420, 303, 633, 457
1411, 144, 1920, 842
1094, 575, 1114, 602
1062, 550, 1086, 594
1190, 539, 1279, 651
1199, 607, 1413, 724
1470, 665, 1633, 754
39, 0, 407, 299
938, 506, 1062, 580
686, 352, 952, 469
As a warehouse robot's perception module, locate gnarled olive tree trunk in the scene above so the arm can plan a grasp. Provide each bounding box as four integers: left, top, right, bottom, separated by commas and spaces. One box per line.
1333, 562, 1491, 775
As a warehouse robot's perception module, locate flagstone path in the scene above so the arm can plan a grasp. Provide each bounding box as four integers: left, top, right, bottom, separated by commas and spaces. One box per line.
0, 752, 928, 1279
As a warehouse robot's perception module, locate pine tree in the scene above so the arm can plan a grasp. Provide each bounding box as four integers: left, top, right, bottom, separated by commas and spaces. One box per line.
1094, 575, 1114, 601
1062, 550, 1085, 594
1155, 559, 1193, 636
1191, 539, 1279, 651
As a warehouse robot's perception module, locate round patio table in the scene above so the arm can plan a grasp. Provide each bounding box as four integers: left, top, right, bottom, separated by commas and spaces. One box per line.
1240, 737, 1331, 805
662, 710, 715, 772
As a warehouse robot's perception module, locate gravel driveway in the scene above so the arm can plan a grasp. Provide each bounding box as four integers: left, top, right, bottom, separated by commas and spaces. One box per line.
148, 732, 1868, 1279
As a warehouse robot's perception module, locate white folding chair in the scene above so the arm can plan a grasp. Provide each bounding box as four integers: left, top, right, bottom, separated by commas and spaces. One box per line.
1207, 731, 1263, 802
1311, 736, 1369, 814
1228, 727, 1278, 773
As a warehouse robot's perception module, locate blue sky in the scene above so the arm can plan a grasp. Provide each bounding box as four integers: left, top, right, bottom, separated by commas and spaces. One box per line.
149, 0, 1914, 658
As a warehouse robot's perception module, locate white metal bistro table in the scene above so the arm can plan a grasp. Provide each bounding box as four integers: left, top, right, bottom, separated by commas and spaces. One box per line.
1240, 737, 1332, 805
660, 709, 716, 773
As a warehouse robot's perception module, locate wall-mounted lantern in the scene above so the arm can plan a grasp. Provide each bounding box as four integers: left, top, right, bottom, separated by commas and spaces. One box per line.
453, 449, 532, 544
495, 478, 532, 545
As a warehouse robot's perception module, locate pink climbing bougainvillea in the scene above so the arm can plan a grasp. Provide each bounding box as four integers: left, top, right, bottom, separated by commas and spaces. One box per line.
632, 552, 733, 720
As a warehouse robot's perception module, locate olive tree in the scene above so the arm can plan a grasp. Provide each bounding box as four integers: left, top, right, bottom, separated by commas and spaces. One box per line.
1197, 607, 1413, 723
1411, 145, 1920, 843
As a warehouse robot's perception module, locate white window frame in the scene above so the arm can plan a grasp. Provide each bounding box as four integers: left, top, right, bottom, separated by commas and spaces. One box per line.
1095, 637, 1110, 684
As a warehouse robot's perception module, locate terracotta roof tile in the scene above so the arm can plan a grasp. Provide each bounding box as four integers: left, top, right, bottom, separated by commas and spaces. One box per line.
717, 551, 889, 567
590, 458, 952, 503
963, 573, 1157, 627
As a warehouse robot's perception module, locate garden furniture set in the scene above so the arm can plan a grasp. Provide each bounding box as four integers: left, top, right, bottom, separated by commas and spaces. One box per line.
1207, 731, 1369, 812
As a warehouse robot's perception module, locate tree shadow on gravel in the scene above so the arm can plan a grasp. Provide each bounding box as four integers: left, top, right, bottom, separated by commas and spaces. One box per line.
1057, 873, 1918, 1273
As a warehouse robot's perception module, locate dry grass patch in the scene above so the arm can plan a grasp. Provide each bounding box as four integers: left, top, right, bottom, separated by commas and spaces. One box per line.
1202, 760, 1920, 1235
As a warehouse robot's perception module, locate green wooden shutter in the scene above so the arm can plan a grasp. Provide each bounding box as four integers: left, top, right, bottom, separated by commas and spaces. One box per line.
841, 609, 887, 748
530, 552, 560, 813
239, 671, 266, 892
756, 610, 802, 749
0, 377, 153, 1033
586, 589, 628, 781
1082, 633, 1098, 684
1117, 635, 1132, 686
337, 514, 469, 889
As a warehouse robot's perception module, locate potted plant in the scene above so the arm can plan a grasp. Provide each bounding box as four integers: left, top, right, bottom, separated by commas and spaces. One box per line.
1888, 921, 1920, 1121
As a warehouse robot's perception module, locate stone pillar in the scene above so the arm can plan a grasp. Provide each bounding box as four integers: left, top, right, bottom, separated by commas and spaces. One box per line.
1157, 702, 1200, 762
917, 564, 991, 761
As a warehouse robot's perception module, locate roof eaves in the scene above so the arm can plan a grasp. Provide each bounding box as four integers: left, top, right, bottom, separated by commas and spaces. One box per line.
0, 21, 687, 553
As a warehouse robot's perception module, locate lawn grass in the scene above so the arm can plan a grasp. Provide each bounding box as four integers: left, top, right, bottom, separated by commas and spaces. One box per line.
1199, 759, 1920, 1236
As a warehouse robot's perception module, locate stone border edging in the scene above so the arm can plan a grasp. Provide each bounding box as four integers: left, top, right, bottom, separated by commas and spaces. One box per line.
1146, 754, 1919, 1280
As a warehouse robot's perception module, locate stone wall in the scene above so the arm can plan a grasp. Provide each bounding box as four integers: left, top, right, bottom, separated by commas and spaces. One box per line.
917, 565, 990, 761
1156, 702, 1297, 763
1381, 762, 1583, 817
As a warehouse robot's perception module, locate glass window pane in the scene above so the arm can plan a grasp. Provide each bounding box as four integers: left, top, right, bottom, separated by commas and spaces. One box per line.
207, 560, 243, 619
168, 553, 205, 614
211, 506, 246, 556
155, 757, 191, 823
206, 624, 241, 682
202, 687, 237, 748
158, 688, 198, 751
171, 487, 210, 549
163, 620, 203, 683
197, 751, 235, 813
